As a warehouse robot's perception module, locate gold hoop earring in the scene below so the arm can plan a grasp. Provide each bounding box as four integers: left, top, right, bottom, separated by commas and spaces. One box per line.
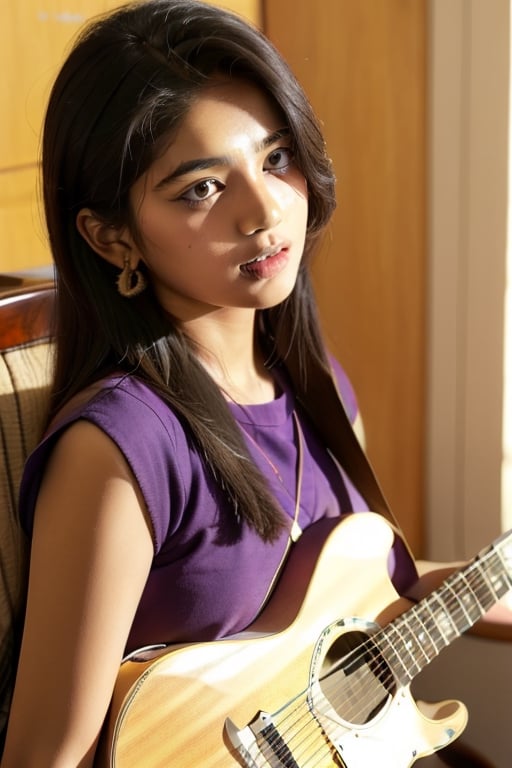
116, 256, 147, 298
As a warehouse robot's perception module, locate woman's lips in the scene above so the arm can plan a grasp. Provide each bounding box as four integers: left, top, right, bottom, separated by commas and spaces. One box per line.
239, 246, 289, 279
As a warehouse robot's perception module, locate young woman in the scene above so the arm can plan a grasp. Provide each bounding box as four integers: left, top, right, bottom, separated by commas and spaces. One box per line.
1, 2, 509, 766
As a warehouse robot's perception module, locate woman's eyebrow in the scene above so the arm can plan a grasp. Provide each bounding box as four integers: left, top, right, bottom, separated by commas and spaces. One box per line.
153, 127, 290, 190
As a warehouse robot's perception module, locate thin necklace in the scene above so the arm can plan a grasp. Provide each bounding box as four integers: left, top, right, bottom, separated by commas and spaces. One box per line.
234, 408, 304, 543
239, 408, 305, 618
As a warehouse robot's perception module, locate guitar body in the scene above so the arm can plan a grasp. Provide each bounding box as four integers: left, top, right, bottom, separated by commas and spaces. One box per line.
96, 513, 467, 767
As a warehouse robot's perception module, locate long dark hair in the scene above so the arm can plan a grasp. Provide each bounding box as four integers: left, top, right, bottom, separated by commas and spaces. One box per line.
42, 0, 337, 540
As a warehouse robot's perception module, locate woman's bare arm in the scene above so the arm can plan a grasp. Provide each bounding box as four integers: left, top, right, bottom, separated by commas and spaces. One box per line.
2, 420, 154, 768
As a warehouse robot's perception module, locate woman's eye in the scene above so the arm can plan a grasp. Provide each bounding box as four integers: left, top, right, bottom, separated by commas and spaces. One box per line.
180, 179, 222, 204
265, 147, 293, 172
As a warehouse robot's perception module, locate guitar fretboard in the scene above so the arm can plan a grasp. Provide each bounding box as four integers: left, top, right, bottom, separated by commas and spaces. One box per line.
378, 532, 512, 686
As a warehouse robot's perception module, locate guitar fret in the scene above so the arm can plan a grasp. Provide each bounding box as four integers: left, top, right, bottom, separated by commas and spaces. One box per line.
441, 584, 470, 635
486, 550, 512, 600
373, 534, 512, 691
381, 606, 443, 684
404, 610, 432, 663
497, 535, 512, 591
444, 585, 467, 625
460, 553, 506, 614
384, 622, 422, 680
482, 570, 501, 603
421, 594, 458, 647
381, 593, 455, 684
409, 606, 439, 660
380, 627, 412, 683
454, 570, 486, 623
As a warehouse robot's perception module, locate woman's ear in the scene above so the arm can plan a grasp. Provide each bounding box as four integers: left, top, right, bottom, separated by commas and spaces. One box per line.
76, 208, 136, 268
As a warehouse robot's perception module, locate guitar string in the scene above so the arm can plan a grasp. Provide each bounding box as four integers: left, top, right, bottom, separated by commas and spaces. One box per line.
219, 379, 507, 748
280, 552, 508, 760
241, 642, 396, 767
252, 628, 491, 763
217, 385, 512, 764
274, 551, 506, 763
247, 691, 338, 768
247, 605, 462, 767
240, 546, 508, 767
281, 569, 499, 766
245, 577, 459, 764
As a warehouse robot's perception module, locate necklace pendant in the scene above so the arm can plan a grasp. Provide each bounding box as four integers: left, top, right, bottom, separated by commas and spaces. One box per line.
290, 519, 302, 542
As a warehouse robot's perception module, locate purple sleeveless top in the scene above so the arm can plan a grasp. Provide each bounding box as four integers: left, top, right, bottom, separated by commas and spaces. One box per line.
18, 360, 416, 653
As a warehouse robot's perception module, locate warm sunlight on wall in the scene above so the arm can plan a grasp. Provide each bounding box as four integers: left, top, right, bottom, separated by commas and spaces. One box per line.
204, 0, 260, 25
0, 1, 260, 273
502, 7, 512, 533
1, 1, 128, 271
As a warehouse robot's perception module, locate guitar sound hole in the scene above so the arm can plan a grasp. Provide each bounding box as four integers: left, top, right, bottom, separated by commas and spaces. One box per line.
317, 630, 395, 726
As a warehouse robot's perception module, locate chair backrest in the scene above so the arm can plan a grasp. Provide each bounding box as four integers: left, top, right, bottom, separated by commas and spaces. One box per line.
0, 281, 55, 740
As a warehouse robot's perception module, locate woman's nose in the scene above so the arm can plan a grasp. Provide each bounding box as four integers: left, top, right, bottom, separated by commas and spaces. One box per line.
237, 176, 282, 236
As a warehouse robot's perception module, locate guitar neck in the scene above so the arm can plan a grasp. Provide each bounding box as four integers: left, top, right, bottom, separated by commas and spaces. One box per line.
379, 530, 512, 685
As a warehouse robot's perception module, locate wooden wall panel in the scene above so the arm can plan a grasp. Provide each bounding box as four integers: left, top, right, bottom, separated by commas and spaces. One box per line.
0, 168, 47, 267
264, 0, 427, 554
207, 0, 260, 24
1, 0, 261, 273
1, 1, 127, 272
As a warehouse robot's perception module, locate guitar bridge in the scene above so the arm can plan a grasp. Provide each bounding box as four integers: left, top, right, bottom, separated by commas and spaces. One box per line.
225, 712, 301, 768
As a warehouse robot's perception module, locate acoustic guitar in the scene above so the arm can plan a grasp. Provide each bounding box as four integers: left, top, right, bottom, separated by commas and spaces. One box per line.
95, 511, 512, 767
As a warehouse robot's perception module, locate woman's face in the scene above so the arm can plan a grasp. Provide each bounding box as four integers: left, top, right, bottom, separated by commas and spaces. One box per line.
127, 79, 308, 321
